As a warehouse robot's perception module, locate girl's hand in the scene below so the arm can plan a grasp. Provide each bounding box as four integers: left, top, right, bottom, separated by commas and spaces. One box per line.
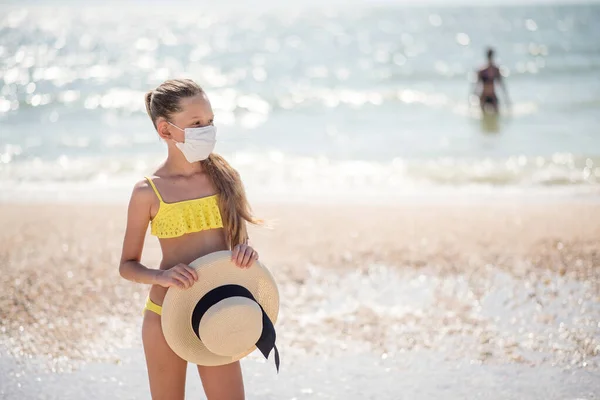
156, 264, 199, 289
232, 244, 259, 269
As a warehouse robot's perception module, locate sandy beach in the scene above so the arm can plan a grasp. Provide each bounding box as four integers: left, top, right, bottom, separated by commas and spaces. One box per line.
0, 200, 599, 398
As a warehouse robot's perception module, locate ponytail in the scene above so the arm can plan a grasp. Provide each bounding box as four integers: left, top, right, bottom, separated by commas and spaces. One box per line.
202, 153, 262, 249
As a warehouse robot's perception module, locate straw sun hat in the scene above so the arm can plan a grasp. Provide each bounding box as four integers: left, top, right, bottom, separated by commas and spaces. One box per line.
161, 250, 280, 371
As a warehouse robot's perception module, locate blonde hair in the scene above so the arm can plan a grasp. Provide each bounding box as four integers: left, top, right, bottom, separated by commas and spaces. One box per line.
145, 79, 262, 248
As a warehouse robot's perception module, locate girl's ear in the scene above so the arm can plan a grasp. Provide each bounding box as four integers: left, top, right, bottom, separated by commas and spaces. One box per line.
156, 118, 171, 140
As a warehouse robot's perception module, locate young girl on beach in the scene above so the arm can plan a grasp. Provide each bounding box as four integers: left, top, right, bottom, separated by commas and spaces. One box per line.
118, 78, 261, 399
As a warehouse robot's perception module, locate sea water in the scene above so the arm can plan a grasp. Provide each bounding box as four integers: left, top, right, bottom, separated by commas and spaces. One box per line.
1, 0, 599, 203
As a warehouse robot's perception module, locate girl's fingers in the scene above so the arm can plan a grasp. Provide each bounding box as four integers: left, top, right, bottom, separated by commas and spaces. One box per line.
241, 247, 254, 268
232, 245, 240, 262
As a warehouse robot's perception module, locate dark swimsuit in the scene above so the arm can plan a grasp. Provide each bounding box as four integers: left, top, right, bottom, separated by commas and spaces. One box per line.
480, 69, 498, 108
482, 95, 498, 105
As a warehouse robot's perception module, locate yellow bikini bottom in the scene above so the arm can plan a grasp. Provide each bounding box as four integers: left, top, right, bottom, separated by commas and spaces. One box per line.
143, 297, 162, 316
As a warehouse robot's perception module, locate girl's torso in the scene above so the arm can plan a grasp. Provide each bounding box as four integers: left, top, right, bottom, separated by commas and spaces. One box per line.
145, 173, 228, 305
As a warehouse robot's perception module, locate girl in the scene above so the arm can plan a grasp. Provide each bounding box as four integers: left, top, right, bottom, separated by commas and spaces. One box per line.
119, 78, 261, 400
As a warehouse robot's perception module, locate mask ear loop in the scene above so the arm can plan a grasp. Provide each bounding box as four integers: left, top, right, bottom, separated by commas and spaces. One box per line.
167, 121, 185, 132
164, 121, 185, 144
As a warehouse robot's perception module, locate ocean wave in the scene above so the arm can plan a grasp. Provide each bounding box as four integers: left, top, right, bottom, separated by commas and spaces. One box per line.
1, 151, 598, 189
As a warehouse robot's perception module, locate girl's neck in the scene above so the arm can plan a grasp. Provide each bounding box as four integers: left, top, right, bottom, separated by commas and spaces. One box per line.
163, 146, 205, 177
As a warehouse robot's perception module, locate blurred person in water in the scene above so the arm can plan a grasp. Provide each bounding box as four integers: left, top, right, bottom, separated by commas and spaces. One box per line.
473, 47, 511, 115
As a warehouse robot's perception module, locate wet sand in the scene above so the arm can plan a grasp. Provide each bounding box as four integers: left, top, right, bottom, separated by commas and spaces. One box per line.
0, 201, 599, 398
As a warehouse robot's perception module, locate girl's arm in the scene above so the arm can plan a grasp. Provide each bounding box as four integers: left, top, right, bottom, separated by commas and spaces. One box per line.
119, 180, 199, 288
119, 180, 162, 285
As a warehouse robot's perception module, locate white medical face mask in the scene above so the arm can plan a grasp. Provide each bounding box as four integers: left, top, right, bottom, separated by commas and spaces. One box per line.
168, 122, 217, 163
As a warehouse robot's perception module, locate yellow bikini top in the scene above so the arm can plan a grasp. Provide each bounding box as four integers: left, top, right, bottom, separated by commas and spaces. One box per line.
145, 177, 224, 239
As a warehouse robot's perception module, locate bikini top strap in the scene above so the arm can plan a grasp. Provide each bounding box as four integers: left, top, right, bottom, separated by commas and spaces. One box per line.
145, 176, 164, 203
